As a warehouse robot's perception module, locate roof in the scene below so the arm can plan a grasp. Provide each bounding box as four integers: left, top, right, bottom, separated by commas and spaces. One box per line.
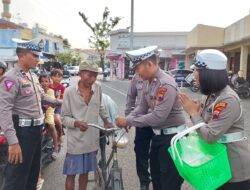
0, 19, 24, 29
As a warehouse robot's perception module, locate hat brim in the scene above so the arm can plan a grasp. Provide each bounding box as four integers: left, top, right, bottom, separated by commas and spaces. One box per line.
80, 69, 99, 73
31, 51, 42, 56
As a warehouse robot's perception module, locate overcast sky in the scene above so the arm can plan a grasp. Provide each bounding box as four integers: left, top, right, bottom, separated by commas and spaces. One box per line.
1, 0, 250, 48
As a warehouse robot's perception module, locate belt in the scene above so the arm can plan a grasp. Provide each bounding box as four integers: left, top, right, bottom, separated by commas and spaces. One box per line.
153, 124, 186, 135
19, 117, 44, 127
218, 131, 247, 143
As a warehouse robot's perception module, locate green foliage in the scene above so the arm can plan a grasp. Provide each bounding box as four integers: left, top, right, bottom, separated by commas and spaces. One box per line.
72, 51, 82, 65
55, 52, 73, 65
63, 38, 71, 49
79, 7, 122, 70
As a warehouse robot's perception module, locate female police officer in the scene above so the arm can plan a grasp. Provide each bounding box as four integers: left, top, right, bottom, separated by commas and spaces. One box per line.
179, 49, 250, 190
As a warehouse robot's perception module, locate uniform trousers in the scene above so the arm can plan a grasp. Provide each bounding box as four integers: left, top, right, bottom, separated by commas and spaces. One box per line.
217, 179, 250, 190
150, 133, 183, 190
134, 127, 153, 186
4, 125, 42, 190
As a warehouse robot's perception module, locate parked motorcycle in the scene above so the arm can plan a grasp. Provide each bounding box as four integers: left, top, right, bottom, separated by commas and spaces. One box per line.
190, 79, 200, 92
0, 129, 8, 190
40, 124, 54, 168
233, 81, 250, 99
186, 72, 200, 92
61, 71, 70, 88
228, 72, 250, 98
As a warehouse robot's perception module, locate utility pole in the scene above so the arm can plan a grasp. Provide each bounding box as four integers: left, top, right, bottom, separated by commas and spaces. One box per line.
130, 0, 134, 50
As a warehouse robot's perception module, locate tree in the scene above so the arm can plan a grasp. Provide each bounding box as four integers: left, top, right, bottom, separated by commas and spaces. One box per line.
72, 51, 82, 65
79, 7, 122, 71
63, 38, 71, 49
55, 52, 73, 65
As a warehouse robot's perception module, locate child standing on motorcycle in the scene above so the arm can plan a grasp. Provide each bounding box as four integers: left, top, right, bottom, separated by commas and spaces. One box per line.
39, 73, 59, 159
49, 69, 65, 146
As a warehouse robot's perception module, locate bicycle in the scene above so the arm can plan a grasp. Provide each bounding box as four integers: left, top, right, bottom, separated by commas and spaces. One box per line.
88, 124, 128, 190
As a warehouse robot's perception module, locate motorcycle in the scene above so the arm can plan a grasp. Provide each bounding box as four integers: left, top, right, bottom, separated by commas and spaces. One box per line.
40, 124, 54, 168
233, 81, 250, 99
190, 78, 200, 92
0, 129, 8, 190
186, 73, 200, 92
228, 72, 250, 98
61, 70, 70, 88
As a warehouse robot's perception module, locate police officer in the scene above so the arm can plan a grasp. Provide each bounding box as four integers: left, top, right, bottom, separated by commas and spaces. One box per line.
0, 38, 61, 190
179, 49, 250, 190
0, 60, 7, 78
116, 46, 185, 190
125, 74, 153, 190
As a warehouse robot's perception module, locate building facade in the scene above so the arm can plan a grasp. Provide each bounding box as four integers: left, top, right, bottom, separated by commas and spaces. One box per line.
185, 13, 250, 83
109, 29, 188, 79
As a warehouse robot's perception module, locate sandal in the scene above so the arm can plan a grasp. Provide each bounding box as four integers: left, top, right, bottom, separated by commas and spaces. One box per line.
36, 178, 44, 190
51, 151, 58, 160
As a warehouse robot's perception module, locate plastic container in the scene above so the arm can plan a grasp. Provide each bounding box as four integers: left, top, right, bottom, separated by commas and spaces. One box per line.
168, 123, 232, 190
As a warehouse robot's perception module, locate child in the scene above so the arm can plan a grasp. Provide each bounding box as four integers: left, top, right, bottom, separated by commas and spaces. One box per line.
39, 73, 59, 158
37, 73, 59, 190
49, 69, 65, 146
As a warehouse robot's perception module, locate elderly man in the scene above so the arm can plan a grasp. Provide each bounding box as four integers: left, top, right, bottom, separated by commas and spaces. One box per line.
62, 62, 112, 190
116, 46, 185, 190
0, 38, 61, 190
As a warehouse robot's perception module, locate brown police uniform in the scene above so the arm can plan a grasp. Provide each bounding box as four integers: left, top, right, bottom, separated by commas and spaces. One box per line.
191, 85, 250, 184
0, 65, 60, 190
126, 68, 185, 190
125, 74, 153, 188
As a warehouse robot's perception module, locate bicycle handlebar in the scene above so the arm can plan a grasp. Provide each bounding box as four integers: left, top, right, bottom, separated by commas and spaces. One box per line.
87, 123, 121, 132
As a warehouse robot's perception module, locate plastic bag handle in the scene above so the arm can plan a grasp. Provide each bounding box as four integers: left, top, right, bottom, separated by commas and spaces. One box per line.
171, 122, 206, 165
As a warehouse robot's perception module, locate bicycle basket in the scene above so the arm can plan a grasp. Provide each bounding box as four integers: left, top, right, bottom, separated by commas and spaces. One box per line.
168, 123, 232, 190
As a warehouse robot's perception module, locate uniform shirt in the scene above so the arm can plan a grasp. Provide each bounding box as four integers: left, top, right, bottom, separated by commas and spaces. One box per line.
44, 88, 55, 125
126, 68, 185, 129
124, 74, 144, 116
61, 81, 108, 154
0, 65, 59, 145
191, 85, 250, 182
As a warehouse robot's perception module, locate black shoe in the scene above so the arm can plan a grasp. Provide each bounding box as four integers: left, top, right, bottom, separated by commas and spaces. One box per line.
140, 184, 149, 190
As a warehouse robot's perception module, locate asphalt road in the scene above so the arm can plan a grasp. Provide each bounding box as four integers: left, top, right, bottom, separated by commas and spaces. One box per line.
41, 76, 250, 190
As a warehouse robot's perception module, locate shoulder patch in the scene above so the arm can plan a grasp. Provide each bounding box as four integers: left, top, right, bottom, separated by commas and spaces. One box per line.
157, 87, 167, 101
4, 80, 15, 91
212, 102, 228, 120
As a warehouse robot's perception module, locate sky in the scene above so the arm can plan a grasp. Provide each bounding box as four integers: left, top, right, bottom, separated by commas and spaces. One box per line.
1, 0, 250, 49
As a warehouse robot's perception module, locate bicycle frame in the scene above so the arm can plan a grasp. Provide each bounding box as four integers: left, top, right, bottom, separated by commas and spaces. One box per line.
88, 124, 125, 190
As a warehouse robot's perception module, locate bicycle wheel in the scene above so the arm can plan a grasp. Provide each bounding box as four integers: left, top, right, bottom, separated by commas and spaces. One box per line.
94, 165, 105, 190
111, 168, 123, 190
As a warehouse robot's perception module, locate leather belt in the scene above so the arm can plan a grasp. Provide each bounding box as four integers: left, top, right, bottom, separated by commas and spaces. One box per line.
218, 131, 247, 143
153, 124, 186, 135
19, 117, 44, 127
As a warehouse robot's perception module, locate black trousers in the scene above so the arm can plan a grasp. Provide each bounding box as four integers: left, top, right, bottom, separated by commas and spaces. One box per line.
134, 127, 153, 186
150, 134, 184, 190
4, 125, 42, 190
217, 179, 250, 190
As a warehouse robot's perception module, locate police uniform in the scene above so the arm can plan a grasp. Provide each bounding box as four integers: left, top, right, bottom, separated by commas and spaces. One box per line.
126, 46, 185, 190
125, 74, 153, 189
0, 38, 60, 190
189, 49, 250, 189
